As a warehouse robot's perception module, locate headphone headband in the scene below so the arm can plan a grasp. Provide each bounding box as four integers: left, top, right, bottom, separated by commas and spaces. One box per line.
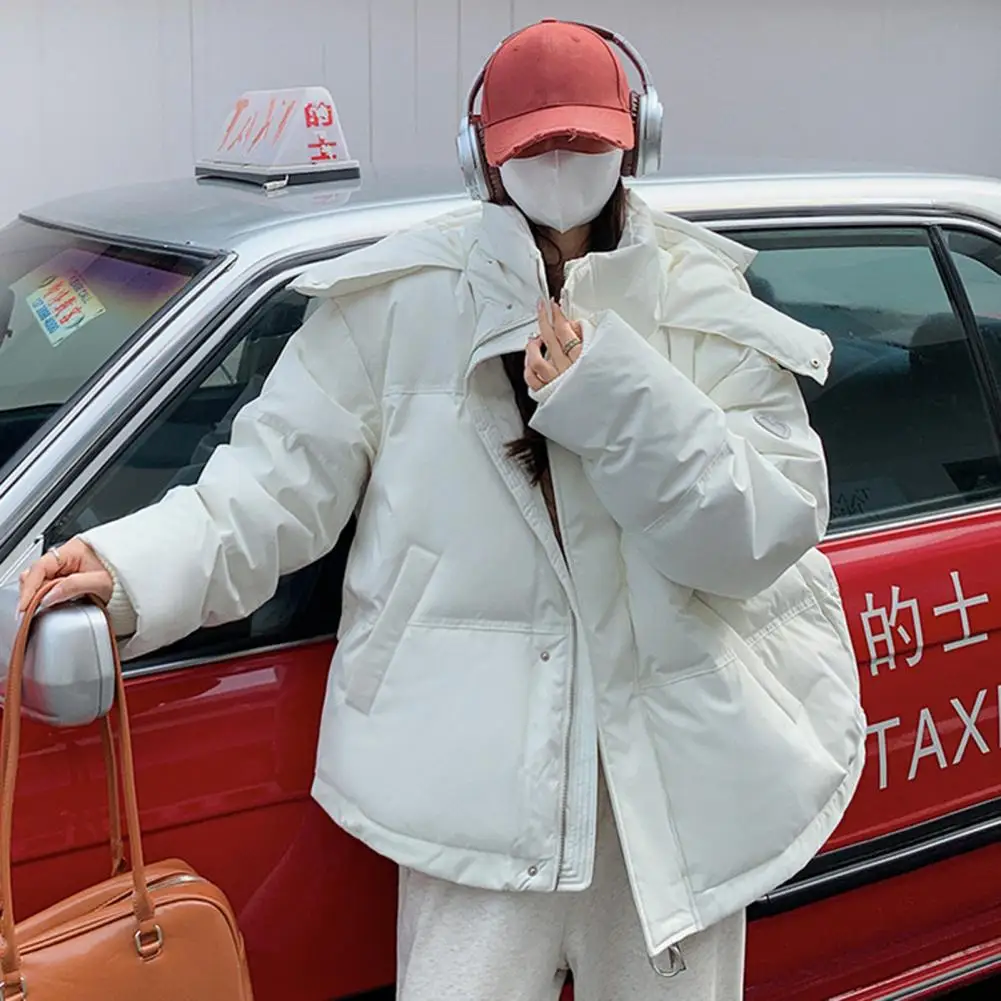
457, 21, 663, 202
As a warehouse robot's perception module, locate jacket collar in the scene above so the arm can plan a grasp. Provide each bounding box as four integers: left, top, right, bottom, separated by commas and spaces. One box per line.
292, 205, 477, 299
462, 204, 543, 381
464, 192, 664, 380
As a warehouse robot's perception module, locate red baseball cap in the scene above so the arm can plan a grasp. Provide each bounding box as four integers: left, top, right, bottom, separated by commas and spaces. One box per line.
480, 19, 635, 167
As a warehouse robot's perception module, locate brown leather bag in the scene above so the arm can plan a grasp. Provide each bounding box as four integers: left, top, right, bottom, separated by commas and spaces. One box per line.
0, 585, 254, 1000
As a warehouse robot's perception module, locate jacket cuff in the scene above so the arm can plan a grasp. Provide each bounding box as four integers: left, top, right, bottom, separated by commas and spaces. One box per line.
528, 310, 659, 459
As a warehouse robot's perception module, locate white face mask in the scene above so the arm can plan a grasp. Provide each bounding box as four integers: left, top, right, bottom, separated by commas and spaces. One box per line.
499, 149, 624, 233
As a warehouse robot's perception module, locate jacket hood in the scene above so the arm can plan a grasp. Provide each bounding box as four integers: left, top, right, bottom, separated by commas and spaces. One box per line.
292, 191, 832, 384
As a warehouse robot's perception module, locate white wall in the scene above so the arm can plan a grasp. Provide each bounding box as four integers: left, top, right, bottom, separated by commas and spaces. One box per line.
2, 0, 1001, 225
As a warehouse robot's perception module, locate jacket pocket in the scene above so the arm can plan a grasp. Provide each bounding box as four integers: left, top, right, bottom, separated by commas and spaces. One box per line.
641, 648, 849, 893
694, 583, 865, 779
345, 546, 440, 714
691, 594, 803, 724
795, 548, 860, 699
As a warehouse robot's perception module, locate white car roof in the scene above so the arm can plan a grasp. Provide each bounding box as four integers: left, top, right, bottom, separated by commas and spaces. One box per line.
21, 167, 1001, 260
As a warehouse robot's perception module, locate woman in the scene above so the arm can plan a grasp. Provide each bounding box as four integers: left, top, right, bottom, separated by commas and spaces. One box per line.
19, 19, 865, 1001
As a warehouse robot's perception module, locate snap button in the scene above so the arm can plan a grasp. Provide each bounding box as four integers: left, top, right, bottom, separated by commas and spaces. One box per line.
527, 865, 539, 877
540, 651, 551, 662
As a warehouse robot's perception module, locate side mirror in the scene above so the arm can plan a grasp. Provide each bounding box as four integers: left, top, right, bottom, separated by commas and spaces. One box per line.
0, 584, 116, 727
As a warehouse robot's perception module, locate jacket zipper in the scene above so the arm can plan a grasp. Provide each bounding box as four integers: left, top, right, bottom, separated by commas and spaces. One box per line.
552, 262, 584, 888
537, 250, 585, 887
554, 671, 575, 886
549, 442, 577, 888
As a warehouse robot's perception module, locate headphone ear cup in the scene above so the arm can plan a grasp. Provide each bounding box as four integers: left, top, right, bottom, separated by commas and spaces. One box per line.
633, 87, 664, 177
457, 114, 496, 202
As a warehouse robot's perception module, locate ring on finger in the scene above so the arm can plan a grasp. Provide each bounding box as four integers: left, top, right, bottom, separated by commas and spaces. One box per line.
48, 547, 64, 569
561, 337, 582, 355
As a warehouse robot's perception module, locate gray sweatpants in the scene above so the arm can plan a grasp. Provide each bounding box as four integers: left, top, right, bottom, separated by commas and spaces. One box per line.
396, 775, 745, 1001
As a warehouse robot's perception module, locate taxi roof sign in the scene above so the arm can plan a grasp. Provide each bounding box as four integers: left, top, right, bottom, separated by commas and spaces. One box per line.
196, 87, 361, 188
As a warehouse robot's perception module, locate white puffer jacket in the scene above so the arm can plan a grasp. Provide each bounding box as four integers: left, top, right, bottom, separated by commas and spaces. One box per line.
82, 191, 867, 958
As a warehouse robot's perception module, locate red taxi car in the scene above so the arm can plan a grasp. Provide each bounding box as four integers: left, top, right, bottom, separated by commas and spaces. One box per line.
4, 159, 1001, 1000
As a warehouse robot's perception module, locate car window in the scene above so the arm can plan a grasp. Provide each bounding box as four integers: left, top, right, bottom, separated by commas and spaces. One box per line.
50, 285, 351, 668
0, 220, 210, 478
944, 228, 1001, 378
733, 226, 1001, 530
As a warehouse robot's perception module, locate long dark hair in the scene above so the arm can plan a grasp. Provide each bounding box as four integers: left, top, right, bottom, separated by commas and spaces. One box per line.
502, 181, 628, 483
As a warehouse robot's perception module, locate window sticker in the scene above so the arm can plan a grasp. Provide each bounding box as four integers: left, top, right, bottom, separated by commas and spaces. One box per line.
831, 477, 909, 521
27, 271, 106, 346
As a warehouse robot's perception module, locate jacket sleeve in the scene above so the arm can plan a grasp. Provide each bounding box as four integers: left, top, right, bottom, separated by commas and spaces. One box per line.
80, 298, 381, 658
529, 310, 829, 601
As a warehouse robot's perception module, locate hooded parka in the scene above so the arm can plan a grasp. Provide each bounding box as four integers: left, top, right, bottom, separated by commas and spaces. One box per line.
81, 190, 867, 959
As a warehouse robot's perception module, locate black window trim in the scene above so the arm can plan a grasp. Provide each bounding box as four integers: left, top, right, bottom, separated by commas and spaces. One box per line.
927, 224, 1001, 450
749, 794, 1001, 920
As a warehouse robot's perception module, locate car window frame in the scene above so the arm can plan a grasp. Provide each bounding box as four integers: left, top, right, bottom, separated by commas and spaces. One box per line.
62, 263, 343, 676
706, 211, 1001, 540
0, 243, 366, 677
0, 235, 372, 565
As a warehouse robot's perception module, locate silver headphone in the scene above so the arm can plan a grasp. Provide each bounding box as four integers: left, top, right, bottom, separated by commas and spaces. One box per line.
456, 22, 664, 203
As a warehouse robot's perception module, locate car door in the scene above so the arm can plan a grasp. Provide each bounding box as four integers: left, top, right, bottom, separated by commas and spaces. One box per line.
722, 218, 1001, 999
3, 274, 398, 1001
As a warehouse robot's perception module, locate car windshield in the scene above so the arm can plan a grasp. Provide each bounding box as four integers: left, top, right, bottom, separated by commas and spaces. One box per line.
0, 219, 210, 478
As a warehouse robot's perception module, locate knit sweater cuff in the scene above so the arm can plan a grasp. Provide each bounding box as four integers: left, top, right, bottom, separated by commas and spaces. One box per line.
95, 556, 138, 639
106, 580, 138, 640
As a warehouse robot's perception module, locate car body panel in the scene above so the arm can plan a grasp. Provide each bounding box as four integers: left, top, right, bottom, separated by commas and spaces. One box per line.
826, 512, 1001, 848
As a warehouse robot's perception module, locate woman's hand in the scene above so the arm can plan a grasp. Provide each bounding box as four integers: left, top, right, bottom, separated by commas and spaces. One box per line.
17, 538, 114, 613
524, 300, 584, 392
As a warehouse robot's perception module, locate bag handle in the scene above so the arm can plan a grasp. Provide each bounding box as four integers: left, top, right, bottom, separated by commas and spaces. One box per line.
0, 716, 123, 888
0, 715, 123, 930
99, 714, 127, 878
0, 587, 158, 991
